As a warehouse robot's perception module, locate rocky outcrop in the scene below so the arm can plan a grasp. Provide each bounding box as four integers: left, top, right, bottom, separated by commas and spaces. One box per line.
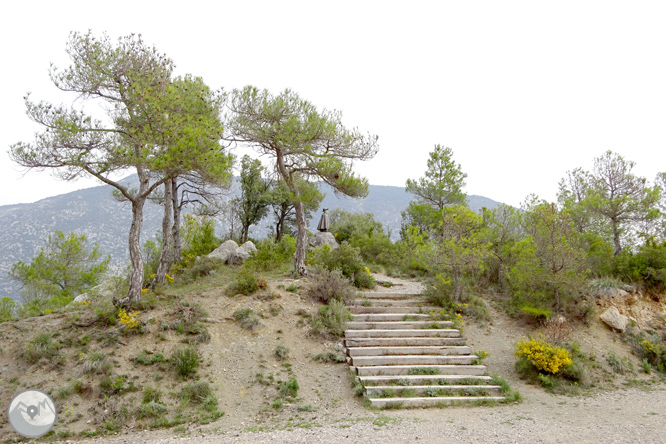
228, 241, 258, 265
207, 240, 257, 265
208, 240, 240, 262
309, 232, 339, 250
600, 306, 631, 332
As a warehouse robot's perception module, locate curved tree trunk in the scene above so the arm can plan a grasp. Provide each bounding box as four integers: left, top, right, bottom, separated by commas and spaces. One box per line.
154, 177, 174, 286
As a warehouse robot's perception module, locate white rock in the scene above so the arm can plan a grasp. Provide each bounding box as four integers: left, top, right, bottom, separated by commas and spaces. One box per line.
600, 306, 630, 332
208, 240, 239, 262
309, 232, 339, 250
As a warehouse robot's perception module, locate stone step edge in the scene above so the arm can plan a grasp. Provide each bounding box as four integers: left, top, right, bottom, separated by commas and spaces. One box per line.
359, 374, 492, 383
369, 396, 506, 408
365, 385, 503, 397
347, 346, 472, 356
355, 364, 488, 376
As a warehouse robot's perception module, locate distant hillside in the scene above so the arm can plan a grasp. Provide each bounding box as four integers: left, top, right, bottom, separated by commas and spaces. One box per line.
0, 176, 503, 301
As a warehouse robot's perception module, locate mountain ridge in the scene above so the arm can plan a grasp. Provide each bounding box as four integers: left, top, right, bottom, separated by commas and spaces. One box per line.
0, 177, 503, 301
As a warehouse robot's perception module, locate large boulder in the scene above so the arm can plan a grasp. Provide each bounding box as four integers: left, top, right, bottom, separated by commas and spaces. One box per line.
227, 241, 258, 265
309, 232, 339, 250
208, 240, 239, 263
600, 306, 631, 332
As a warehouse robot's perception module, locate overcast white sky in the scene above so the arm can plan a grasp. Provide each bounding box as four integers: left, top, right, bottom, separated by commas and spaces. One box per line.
2, 1, 665, 208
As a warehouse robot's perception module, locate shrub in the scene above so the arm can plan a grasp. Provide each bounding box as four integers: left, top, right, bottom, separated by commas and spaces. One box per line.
514, 338, 572, 374
178, 257, 224, 284
317, 299, 352, 337
246, 236, 296, 271
171, 347, 201, 378
305, 268, 356, 304
233, 308, 260, 330
0, 297, 17, 322
311, 242, 372, 289
81, 352, 113, 375
24, 333, 61, 364
278, 377, 299, 398
636, 336, 666, 373
143, 386, 163, 404
274, 345, 289, 361
614, 241, 666, 292
139, 401, 167, 418
226, 269, 259, 295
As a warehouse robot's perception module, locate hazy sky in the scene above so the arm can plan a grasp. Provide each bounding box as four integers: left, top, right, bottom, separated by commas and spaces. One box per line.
2, 1, 665, 208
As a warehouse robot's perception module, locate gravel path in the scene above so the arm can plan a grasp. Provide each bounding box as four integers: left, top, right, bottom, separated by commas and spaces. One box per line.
63, 385, 666, 444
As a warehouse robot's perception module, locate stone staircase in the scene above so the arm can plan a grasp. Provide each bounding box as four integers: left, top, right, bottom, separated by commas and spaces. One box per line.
344, 291, 505, 408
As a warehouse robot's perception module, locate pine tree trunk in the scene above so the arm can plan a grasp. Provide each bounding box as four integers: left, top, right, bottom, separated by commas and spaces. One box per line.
123, 195, 146, 308
172, 179, 182, 262
612, 218, 622, 256
154, 178, 174, 286
293, 199, 308, 276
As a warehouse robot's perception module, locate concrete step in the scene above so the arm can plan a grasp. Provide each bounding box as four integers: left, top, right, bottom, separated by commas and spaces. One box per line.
351, 313, 434, 322
349, 306, 442, 314
345, 337, 467, 347
349, 299, 432, 307
359, 374, 492, 386
355, 364, 487, 376
365, 385, 503, 397
347, 345, 472, 357
369, 396, 505, 409
358, 292, 422, 300
345, 329, 461, 339
347, 320, 455, 330
351, 355, 478, 367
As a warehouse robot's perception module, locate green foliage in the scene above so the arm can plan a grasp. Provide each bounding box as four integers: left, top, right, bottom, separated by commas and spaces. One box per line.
99, 375, 139, 396
245, 236, 296, 271
508, 200, 589, 314
133, 350, 166, 366
416, 205, 490, 302
316, 299, 352, 337
312, 352, 346, 363
170, 347, 201, 378
278, 377, 299, 398
232, 308, 260, 330
143, 386, 163, 404
227, 86, 378, 275
24, 332, 62, 364
226, 269, 259, 295
614, 240, 666, 292
407, 367, 440, 375
311, 242, 375, 289
10, 32, 233, 305
406, 145, 467, 210
235, 155, 271, 243
178, 382, 222, 421
177, 256, 225, 284
9, 230, 110, 304
518, 305, 552, 321
179, 215, 220, 265
628, 330, 666, 373
0, 297, 17, 323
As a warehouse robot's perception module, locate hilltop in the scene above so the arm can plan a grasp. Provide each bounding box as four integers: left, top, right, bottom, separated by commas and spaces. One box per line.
0, 176, 502, 301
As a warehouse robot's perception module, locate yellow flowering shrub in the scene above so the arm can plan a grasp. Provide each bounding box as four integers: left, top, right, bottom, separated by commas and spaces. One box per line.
515, 338, 572, 374
118, 309, 140, 330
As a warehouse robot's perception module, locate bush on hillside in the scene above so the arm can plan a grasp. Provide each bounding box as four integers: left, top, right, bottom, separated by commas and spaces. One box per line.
306, 268, 357, 304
